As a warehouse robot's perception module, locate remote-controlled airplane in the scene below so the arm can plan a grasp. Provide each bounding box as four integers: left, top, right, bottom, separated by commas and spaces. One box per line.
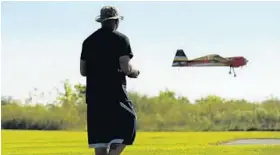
171, 49, 248, 77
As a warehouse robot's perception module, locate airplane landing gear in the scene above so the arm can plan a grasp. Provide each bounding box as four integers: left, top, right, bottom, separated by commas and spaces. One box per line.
229, 66, 236, 77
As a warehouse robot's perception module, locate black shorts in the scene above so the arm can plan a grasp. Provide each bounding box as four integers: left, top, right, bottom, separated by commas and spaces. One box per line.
86, 100, 137, 148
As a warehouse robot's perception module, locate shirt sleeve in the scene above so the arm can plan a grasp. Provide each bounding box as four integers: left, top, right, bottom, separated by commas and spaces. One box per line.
80, 40, 88, 61
118, 35, 134, 59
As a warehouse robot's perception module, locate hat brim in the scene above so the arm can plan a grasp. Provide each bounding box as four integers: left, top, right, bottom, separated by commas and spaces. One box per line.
95, 15, 124, 23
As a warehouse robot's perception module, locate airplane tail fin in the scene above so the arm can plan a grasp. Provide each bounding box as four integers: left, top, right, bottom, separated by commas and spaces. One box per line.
172, 49, 188, 67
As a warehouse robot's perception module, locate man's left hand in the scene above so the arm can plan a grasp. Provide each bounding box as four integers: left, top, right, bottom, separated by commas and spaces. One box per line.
128, 70, 140, 78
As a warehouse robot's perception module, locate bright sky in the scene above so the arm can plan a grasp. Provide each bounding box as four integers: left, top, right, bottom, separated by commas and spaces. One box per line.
1, 1, 280, 102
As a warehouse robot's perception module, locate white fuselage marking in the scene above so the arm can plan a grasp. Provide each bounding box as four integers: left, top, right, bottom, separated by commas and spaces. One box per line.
188, 62, 228, 67
172, 62, 228, 67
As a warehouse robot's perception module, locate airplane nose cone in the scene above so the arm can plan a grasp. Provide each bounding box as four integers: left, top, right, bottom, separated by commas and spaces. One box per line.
243, 58, 248, 64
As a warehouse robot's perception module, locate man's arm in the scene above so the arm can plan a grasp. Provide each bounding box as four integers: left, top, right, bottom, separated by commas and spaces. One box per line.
118, 35, 140, 78
80, 41, 87, 77
80, 60, 87, 77
119, 55, 139, 78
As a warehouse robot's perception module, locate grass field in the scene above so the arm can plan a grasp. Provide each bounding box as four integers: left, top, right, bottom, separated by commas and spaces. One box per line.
1, 130, 280, 155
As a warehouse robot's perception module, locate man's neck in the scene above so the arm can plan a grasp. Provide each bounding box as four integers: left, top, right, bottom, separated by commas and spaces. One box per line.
101, 25, 114, 31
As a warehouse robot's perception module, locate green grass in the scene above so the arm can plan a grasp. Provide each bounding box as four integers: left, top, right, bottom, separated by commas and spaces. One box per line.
1, 130, 280, 155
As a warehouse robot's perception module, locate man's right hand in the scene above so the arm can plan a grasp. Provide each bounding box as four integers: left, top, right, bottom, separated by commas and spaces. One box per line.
128, 70, 140, 78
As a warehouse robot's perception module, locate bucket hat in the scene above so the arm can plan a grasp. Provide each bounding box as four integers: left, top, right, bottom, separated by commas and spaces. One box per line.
95, 6, 124, 23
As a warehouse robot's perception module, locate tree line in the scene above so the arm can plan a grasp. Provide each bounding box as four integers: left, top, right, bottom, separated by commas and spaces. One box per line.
1, 80, 280, 131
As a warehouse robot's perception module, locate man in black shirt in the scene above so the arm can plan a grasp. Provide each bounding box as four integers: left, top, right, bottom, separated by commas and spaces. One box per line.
80, 6, 140, 155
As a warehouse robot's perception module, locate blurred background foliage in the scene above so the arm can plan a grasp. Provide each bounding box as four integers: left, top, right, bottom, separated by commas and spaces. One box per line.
2, 80, 280, 131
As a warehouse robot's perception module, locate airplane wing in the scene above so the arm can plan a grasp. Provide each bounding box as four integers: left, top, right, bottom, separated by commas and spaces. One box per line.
192, 54, 229, 63
191, 54, 215, 61
210, 55, 229, 63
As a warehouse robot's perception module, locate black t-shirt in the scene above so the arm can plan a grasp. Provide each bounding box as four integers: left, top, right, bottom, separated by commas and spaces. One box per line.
80, 27, 133, 105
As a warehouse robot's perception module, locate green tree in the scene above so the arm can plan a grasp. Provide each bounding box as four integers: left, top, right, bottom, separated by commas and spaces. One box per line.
2, 80, 280, 131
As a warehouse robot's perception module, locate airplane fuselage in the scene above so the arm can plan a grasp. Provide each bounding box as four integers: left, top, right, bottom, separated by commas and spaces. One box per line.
172, 56, 248, 68
171, 49, 248, 77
